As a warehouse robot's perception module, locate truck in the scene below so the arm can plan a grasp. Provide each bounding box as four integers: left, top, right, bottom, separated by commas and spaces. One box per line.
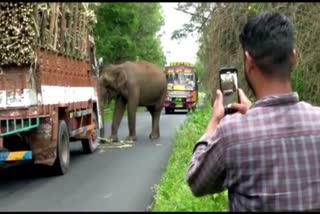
0, 3, 103, 175
163, 62, 199, 114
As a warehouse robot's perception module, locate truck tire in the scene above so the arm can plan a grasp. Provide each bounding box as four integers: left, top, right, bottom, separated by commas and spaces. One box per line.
51, 120, 70, 176
82, 111, 100, 154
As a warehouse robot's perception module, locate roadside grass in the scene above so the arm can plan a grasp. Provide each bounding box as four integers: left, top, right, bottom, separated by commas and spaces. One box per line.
152, 104, 229, 212
103, 100, 147, 122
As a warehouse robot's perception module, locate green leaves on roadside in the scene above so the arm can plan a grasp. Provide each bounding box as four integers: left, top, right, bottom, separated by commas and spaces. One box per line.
152, 104, 228, 212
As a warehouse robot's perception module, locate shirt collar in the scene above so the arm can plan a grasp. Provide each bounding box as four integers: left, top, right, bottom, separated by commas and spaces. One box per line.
251, 92, 300, 108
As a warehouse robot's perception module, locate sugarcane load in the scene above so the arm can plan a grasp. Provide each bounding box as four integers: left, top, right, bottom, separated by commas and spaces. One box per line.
0, 2, 104, 176
0, 2, 97, 66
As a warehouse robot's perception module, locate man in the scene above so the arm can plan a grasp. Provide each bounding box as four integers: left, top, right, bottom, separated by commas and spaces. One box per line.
186, 12, 320, 211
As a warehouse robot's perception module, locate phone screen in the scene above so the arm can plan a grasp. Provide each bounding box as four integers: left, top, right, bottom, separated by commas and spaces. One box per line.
219, 68, 239, 109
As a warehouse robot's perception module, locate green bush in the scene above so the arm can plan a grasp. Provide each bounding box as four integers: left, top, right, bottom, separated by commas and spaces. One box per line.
152, 105, 229, 212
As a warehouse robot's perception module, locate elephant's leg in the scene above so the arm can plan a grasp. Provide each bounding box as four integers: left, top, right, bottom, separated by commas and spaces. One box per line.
152, 108, 162, 139
149, 91, 166, 140
147, 105, 161, 140
146, 106, 156, 138
109, 97, 126, 142
126, 95, 139, 143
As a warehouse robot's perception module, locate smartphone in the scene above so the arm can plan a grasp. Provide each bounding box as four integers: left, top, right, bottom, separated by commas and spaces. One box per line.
219, 67, 240, 114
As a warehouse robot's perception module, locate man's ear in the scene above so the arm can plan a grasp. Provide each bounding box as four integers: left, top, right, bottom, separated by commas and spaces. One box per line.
292, 48, 299, 66
244, 51, 255, 74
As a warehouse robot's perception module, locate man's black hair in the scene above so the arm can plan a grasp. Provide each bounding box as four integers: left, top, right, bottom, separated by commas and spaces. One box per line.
239, 12, 295, 78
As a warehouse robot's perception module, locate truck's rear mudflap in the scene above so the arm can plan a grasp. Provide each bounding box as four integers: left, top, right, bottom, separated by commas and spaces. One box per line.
0, 117, 39, 163
0, 151, 33, 162
0, 137, 32, 162
0, 116, 57, 166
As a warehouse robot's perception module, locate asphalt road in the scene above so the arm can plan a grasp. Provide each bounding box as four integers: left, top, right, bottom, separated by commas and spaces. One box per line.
0, 111, 187, 211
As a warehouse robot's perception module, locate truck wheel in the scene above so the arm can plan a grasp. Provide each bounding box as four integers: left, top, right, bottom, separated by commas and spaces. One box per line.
82, 111, 100, 154
52, 120, 70, 176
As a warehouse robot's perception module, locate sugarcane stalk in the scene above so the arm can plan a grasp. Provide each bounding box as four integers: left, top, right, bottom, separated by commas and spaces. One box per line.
40, 7, 47, 46
82, 16, 88, 59
71, 3, 79, 57
53, 3, 59, 50
65, 3, 72, 56
32, 14, 40, 44
49, 3, 56, 49
59, 2, 66, 53
78, 8, 83, 59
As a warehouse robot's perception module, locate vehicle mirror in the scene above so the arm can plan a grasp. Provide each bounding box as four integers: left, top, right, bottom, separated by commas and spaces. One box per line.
98, 57, 103, 67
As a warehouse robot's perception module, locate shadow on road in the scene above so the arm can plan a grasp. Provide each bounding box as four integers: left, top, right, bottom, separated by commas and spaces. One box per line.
0, 148, 86, 182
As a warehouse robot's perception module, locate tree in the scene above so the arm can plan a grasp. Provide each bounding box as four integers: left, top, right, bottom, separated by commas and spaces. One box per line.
170, 3, 216, 41
93, 3, 166, 68
173, 3, 320, 104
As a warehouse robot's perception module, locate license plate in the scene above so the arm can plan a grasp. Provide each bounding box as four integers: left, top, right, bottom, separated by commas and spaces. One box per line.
176, 103, 183, 108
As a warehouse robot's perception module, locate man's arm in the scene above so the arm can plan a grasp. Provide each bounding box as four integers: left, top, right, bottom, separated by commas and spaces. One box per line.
186, 88, 251, 197
186, 126, 227, 197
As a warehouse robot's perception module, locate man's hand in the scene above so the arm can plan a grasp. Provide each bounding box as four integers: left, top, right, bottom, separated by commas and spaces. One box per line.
206, 90, 225, 135
231, 88, 252, 114
212, 89, 225, 122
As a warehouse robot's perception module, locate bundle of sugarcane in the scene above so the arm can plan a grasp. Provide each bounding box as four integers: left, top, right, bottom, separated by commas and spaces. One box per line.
0, 2, 37, 66
43, 2, 98, 58
0, 2, 98, 66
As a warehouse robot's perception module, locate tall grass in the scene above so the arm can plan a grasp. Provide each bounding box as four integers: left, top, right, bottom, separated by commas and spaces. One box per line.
152, 104, 229, 212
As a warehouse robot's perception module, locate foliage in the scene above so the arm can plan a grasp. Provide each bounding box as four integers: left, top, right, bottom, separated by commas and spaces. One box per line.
174, 3, 320, 105
171, 3, 215, 41
103, 100, 146, 122
152, 104, 228, 212
93, 3, 166, 68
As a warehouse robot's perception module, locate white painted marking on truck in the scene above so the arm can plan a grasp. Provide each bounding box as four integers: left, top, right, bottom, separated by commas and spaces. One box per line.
0, 86, 98, 108
40, 86, 97, 105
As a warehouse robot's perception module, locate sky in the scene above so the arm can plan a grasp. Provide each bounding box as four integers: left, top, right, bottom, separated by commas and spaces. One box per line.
160, 3, 199, 66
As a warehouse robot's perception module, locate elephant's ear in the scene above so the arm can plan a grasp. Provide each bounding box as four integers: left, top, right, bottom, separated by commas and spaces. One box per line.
100, 65, 112, 83
114, 66, 127, 89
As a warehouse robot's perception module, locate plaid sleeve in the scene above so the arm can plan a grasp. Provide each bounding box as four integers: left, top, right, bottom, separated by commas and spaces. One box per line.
186, 126, 227, 197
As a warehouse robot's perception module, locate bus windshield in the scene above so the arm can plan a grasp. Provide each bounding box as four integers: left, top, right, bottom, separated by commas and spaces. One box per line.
166, 73, 195, 90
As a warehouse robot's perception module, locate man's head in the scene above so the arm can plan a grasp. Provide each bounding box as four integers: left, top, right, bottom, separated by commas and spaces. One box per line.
239, 12, 298, 97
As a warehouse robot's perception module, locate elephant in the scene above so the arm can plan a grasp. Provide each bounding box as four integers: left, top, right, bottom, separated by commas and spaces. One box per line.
98, 60, 167, 143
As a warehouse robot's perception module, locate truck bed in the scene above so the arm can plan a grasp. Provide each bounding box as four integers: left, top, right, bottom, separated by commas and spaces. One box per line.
0, 48, 98, 117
